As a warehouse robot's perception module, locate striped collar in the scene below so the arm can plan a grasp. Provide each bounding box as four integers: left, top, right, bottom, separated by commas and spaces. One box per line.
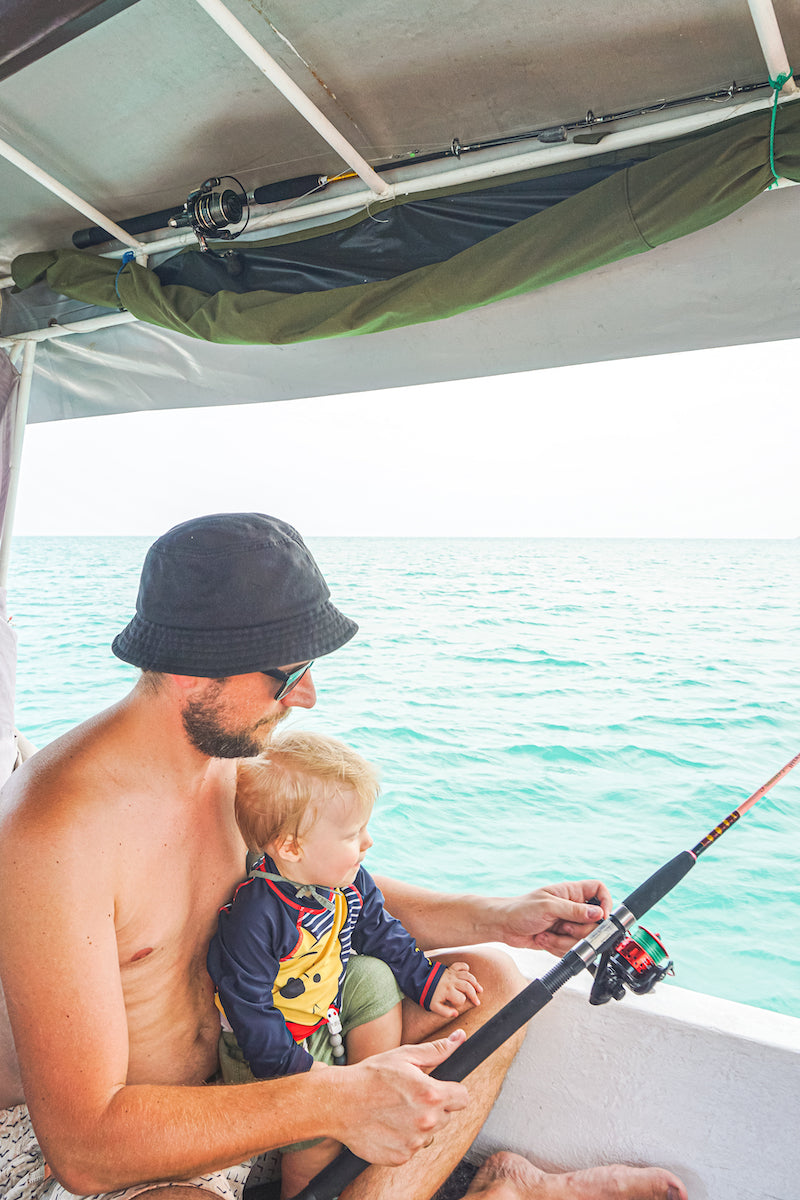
248, 856, 336, 912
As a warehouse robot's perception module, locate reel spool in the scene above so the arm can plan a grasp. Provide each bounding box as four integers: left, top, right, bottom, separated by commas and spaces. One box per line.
169, 175, 249, 251
589, 926, 674, 1005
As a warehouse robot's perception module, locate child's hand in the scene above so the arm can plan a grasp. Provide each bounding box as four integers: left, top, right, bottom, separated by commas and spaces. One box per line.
428, 961, 482, 1018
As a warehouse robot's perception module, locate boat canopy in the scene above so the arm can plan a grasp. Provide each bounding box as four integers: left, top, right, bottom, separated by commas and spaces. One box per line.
8, 104, 800, 351
1, 0, 799, 428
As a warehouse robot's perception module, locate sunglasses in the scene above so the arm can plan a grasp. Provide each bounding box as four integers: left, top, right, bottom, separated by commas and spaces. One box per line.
261, 660, 314, 700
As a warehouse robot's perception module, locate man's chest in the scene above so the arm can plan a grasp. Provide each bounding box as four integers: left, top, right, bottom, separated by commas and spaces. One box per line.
116, 806, 246, 969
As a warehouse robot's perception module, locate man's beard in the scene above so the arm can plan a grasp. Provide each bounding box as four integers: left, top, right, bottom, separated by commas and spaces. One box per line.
181, 687, 288, 758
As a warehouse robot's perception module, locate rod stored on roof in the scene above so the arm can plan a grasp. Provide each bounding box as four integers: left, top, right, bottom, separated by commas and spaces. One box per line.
64, 76, 779, 254
46, 88, 800, 264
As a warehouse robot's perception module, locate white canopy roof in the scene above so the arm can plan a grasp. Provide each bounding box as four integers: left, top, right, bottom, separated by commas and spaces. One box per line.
1, 0, 799, 422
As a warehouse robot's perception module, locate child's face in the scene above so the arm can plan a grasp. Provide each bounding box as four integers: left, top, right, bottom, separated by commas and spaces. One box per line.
286, 787, 374, 888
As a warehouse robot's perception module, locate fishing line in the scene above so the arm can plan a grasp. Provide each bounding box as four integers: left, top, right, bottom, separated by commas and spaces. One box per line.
294, 748, 800, 1200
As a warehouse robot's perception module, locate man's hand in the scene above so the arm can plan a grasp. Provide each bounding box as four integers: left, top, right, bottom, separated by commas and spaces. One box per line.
428, 962, 482, 1019
484, 880, 612, 956
335, 1031, 469, 1165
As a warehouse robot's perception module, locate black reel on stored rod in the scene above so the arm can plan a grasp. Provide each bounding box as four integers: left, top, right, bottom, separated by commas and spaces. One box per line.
168, 175, 250, 252
589, 925, 674, 1005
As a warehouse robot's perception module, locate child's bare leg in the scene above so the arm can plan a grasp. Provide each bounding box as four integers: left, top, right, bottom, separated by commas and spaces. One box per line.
345, 1001, 403, 1063
280, 1138, 341, 1200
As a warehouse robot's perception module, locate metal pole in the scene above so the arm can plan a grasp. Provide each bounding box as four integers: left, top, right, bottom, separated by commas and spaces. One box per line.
191, 0, 390, 197
746, 0, 798, 93
0, 310, 138, 350
0, 341, 36, 588
0, 135, 149, 261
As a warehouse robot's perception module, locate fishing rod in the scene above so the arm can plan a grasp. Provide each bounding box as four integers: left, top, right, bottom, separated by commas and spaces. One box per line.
294, 748, 800, 1200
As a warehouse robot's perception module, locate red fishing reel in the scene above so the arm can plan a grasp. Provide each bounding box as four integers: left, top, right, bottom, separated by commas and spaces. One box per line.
589, 926, 674, 1005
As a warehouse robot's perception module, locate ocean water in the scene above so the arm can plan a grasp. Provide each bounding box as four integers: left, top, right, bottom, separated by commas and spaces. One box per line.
7, 536, 800, 1019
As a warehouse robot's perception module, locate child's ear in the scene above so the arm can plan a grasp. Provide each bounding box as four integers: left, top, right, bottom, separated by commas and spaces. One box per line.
271, 834, 303, 862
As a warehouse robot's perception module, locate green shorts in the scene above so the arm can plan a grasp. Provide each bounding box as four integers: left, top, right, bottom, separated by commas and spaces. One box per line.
218, 954, 403, 1153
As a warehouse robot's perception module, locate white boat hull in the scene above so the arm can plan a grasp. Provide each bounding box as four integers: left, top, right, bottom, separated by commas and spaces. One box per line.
472, 948, 800, 1200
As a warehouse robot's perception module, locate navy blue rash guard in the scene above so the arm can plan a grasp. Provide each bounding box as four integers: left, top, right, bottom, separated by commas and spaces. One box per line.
208, 856, 447, 1077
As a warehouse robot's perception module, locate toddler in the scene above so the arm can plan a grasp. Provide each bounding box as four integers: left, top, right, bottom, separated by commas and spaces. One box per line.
207, 729, 480, 1198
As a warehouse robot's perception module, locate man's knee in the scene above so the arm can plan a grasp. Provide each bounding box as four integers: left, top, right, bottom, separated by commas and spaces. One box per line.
461, 946, 525, 1012
466, 949, 528, 1057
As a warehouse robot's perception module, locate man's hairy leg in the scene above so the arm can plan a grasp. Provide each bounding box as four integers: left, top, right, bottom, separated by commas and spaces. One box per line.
341, 948, 525, 1200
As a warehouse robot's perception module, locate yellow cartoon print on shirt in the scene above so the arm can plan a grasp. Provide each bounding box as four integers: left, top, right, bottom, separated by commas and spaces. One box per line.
273, 892, 347, 1030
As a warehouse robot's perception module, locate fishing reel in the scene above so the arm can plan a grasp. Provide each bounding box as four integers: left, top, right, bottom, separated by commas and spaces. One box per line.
589, 926, 674, 1005
168, 175, 250, 252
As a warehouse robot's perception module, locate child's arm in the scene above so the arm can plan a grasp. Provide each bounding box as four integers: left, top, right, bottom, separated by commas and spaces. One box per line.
427, 960, 482, 1018
351, 870, 481, 1013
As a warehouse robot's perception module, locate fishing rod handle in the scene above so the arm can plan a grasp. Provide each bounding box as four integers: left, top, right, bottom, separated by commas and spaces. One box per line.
430, 976, 557, 1082
293, 966, 579, 1200
622, 850, 696, 920
292, 1147, 368, 1200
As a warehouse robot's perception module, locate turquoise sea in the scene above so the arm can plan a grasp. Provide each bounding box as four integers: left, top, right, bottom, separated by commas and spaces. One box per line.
7, 536, 800, 1019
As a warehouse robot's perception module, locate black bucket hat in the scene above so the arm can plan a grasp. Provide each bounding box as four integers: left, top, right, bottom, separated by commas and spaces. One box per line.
112, 513, 358, 677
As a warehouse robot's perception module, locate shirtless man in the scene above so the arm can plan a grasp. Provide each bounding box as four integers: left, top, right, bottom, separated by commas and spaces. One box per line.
0, 513, 686, 1200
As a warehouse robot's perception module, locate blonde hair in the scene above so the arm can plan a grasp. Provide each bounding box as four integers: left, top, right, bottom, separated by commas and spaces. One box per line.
235, 729, 380, 853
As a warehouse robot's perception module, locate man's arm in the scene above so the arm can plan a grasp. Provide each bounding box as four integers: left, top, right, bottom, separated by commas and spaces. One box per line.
373, 876, 611, 957
0, 811, 468, 1194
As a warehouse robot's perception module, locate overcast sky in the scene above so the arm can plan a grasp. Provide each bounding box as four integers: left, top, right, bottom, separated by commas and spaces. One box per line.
12, 337, 800, 538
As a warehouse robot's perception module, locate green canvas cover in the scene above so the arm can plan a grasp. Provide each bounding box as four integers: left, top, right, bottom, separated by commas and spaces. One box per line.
11, 104, 800, 347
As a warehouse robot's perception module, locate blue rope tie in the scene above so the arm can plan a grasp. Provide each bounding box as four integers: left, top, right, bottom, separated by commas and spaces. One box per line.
114, 250, 136, 308
768, 70, 793, 189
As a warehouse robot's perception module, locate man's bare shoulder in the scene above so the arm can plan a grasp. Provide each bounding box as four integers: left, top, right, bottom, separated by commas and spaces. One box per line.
4, 701, 111, 781
0, 697, 155, 844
